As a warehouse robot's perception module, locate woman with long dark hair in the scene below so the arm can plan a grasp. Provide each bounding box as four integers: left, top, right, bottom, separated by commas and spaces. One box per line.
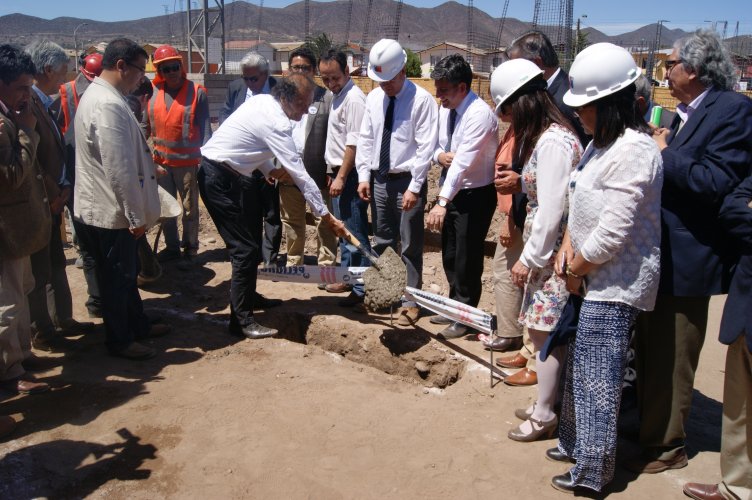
489, 58, 583, 442
548, 43, 663, 493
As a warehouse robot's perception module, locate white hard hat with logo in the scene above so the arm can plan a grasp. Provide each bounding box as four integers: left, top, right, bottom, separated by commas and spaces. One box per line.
489, 58, 544, 113
367, 39, 407, 82
563, 43, 640, 107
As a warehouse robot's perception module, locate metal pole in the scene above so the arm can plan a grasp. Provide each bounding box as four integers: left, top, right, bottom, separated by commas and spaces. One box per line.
203, 0, 209, 74
219, 0, 225, 74
187, 1, 192, 72
73, 22, 88, 72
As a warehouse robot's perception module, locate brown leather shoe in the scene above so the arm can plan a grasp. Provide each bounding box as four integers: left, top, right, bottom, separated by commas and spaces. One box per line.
496, 352, 528, 369
325, 282, 352, 293
504, 368, 538, 386
17, 377, 50, 395
0, 415, 16, 439
623, 449, 688, 474
396, 306, 420, 326
682, 483, 723, 500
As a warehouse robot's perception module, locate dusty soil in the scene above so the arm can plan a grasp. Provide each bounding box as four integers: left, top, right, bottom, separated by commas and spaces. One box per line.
0, 178, 729, 499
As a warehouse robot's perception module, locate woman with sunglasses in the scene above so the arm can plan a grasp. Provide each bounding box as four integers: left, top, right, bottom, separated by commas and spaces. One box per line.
548, 43, 663, 493
489, 58, 583, 442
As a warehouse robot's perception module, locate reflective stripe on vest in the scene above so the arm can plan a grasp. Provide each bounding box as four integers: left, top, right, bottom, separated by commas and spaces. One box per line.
59, 81, 79, 135
148, 80, 203, 167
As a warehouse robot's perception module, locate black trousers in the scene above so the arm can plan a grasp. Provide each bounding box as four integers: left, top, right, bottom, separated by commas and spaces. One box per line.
74, 223, 150, 354
198, 159, 264, 326
441, 183, 496, 307
29, 214, 73, 335
250, 171, 282, 266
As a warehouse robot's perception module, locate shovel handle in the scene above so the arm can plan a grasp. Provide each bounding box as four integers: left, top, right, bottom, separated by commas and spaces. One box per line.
342, 230, 380, 269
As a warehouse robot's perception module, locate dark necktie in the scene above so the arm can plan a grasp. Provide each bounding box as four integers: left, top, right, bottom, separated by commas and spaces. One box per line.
378, 96, 396, 179
448, 108, 457, 138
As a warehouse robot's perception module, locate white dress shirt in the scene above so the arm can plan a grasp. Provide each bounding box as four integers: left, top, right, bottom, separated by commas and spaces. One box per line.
568, 128, 663, 311
355, 79, 438, 193
325, 78, 366, 167
200, 94, 328, 216
432, 91, 497, 201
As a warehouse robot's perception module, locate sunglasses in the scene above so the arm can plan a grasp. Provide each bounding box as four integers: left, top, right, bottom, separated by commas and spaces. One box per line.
243, 76, 260, 83
290, 64, 313, 72
664, 59, 682, 71
159, 63, 181, 74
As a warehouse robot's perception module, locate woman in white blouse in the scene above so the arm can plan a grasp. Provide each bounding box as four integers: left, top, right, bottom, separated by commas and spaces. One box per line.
548, 44, 663, 493
489, 59, 583, 443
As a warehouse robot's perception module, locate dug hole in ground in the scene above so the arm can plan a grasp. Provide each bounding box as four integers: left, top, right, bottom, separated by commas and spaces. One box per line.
0, 169, 727, 499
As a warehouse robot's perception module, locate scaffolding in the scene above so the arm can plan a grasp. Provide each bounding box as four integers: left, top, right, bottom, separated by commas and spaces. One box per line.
531, 0, 574, 67
186, 0, 225, 74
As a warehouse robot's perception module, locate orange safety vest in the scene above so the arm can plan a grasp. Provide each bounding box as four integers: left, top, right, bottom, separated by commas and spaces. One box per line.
148, 79, 204, 167
59, 80, 79, 135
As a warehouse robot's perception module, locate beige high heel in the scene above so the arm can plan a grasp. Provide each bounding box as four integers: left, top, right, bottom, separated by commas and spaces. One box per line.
508, 415, 558, 442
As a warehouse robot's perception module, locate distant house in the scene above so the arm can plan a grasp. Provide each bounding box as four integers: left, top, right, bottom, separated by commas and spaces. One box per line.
269, 42, 304, 73
225, 40, 277, 73
417, 42, 494, 77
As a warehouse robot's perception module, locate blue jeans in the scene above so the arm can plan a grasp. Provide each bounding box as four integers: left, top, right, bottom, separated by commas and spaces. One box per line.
75, 224, 150, 354
331, 169, 370, 297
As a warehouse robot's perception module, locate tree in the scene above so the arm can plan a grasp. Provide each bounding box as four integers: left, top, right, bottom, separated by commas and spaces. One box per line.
304, 33, 345, 61
405, 48, 422, 78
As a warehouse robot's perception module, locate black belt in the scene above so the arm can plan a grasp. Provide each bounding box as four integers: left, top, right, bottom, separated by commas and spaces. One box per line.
375, 170, 412, 182
203, 157, 241, 178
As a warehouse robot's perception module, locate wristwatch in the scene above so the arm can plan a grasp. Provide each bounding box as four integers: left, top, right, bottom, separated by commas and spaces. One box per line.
437, 198, 448, 208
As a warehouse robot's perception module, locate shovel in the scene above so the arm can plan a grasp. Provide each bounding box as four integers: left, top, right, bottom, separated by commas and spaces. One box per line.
340, 230, 407, 311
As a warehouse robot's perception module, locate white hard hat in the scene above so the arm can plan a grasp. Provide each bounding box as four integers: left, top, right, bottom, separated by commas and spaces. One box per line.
489, 58, 545, 113
563, 43, 640, 107
367, 39, 407, 82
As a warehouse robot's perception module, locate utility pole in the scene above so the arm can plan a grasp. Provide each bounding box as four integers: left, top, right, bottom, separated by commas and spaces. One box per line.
646, 20, 668, 86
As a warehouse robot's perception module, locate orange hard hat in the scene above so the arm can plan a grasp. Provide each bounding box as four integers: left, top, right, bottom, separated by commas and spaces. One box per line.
81, 53, 103, 81
153, 45, 183, 66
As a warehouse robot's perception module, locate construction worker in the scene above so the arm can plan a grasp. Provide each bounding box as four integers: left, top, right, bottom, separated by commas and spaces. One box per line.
53, 51, 103, 319
147, 44, 211, 263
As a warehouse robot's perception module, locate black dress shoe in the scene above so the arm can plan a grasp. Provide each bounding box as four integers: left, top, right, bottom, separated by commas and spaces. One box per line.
429, 315, 452, 325
484, 336, 523, 352
241, 321, 278, 339
253, 292, 282, 310
438, 322, 471, 339
551, 472, 587, 494
546, 447, 575, 463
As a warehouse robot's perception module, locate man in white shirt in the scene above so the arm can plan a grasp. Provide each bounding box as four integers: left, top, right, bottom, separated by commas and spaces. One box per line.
74, 38, 165, 360
199, 73, 346, 340
319, 49, 368, 305
356, 39, 438, 326
426, 54, 498, 339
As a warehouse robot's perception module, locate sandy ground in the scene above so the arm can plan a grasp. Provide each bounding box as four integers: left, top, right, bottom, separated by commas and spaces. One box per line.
0, 198, 729, 499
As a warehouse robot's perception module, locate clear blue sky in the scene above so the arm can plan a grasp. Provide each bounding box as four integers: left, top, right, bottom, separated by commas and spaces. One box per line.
2, 0, 750, 36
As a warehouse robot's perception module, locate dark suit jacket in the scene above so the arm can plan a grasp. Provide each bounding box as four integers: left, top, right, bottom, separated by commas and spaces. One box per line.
547, 68, 589, 148
0, 110, 51, 259
302, 85, 332, 190
719, 174, 752, 352
30, 93, 66, 201
219, 75, 277, 124
659, 87, 752, 296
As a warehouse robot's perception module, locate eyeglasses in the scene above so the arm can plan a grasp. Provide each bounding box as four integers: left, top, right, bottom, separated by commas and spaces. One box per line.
243, 76, 260, 83
290, 64, 313, 72
159, 63, 181, 74
664, 59, 682, 71
126, 61, 146, 73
